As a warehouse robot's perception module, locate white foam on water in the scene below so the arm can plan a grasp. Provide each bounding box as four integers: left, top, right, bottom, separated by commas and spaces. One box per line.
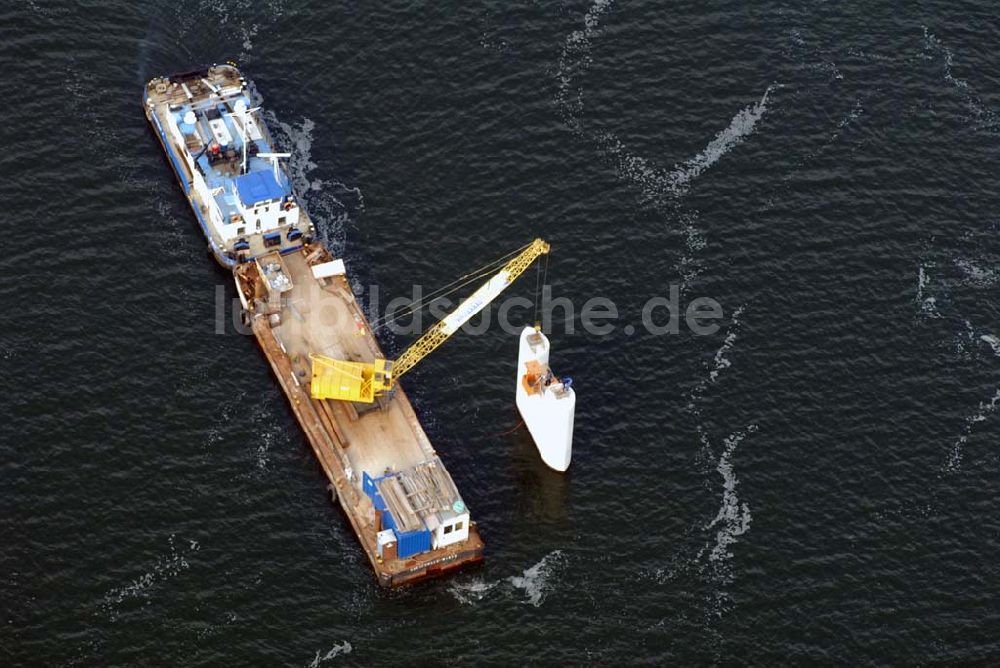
981, 334, 1000, 357
675, 211, 709, 284
709, 305, 746, 384
206, 390, 247, 449
706, 425, 757, 564
953, 319, 978, 357
826, 98, 865, 150
508, 550, 566, 607
686, 306, 747, 417
447, 552, 566, 607
955, 257, 997, 287
240, 22, 259, 59
923, 27, 998, 130
195, 610, 238, 640
688, 425, 758, 619
100, 534, 200, 622
307, 642, 353, 666
265, 112, 362, 254
555, 0, 616, 130
594, 93, 773, 285
593, 84, 774, 202
916, 264, 941, 318
247, 398, 286, 473
944, 389, 1000, 473
556, 0, 776, 287
593, 131, 672, 208
183, 0, 286, 60
666, 87, 775, 197
22, 0, 63, 18
448, 577, 502, 605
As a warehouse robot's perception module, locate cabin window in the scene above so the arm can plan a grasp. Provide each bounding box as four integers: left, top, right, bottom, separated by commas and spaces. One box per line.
237, 227, 245, 235
443, 525, 453, 535
455, 521, 464, 531
278, 216, 286, 226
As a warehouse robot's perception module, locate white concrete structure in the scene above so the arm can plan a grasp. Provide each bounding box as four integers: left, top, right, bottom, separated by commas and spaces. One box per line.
515, 327, 575, 471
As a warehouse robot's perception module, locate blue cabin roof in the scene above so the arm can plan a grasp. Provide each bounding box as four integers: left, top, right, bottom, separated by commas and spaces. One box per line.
234, 170, 286, 207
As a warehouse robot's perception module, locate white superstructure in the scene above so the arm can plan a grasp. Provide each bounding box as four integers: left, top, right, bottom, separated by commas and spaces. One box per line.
515, 327, 575, 471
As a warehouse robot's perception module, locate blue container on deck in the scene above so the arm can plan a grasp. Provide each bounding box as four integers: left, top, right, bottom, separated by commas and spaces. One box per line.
362, 471, 387, 511
381, 511, 431, 557
370, 485, 432, 558
381, 508, 397, 531
395, 528, 432, 558
363, 471, 377, 496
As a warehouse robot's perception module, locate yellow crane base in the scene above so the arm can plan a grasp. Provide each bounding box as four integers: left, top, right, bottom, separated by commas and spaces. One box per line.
310, 354, 391, 403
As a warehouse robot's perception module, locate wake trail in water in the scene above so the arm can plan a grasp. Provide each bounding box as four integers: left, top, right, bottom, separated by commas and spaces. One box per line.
709, 306, 746, 384
667, 87, 774, 197
650, 308, 755, 621
916, 263, 941, 318
688, 305, 747, 414
981, 335, 1000, 357
307, 641, 353, 666
593, 86, 774, 202
176, 0, 286, 62
942, 329, 1000, 473
265, 113, 363, 255
555, 1, 774, 288
99, 535, 200, 623
944, 388, 1000, 473
954, 258, 998, 287
922, 26, 999, 131
509, 550, 565, 606
704, 426, 757, 566
555, 0, 615, 132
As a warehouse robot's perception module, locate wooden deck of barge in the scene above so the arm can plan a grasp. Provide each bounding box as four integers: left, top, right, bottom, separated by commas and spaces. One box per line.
235, 245, 484, 586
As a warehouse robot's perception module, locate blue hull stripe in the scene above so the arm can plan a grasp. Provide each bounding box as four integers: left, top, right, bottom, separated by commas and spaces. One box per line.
146, 95, 236, 269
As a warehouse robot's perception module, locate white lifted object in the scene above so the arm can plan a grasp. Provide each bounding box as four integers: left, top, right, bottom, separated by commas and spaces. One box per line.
515, 326, 575, 471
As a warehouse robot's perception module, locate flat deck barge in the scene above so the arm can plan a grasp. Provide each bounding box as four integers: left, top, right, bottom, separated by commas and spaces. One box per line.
143, 64, 483, 586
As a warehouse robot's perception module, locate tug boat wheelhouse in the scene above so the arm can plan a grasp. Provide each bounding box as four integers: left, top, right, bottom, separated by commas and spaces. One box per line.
143, 64, 311, 267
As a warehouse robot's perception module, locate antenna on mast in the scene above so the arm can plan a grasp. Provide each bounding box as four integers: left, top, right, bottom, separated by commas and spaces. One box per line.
257, 152, 292, 183
226, 99, 261, 174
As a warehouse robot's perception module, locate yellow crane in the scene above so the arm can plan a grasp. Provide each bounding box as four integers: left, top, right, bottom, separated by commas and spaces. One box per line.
310, 238, 551, 403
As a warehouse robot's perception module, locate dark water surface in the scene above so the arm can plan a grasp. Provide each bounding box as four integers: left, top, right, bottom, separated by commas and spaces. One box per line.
3, 1, 1000, 664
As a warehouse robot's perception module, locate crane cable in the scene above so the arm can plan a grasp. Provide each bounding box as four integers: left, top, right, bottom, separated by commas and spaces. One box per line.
370, 245, 524, 331
533, 253, 541, 327
370, 240, 534, 332
535, 250, 549, 329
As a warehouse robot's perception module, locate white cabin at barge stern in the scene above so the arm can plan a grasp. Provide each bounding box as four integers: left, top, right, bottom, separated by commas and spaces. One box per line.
362, 458, 472, 558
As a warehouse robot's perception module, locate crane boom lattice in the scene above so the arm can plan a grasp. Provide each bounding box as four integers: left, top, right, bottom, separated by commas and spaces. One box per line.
310, 238, 550, 404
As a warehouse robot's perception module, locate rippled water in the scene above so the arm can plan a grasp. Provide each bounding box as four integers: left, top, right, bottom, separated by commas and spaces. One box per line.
3, 0, 999, 663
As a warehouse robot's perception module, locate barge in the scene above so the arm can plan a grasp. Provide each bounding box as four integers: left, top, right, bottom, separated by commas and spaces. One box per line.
143, 64, 484, 586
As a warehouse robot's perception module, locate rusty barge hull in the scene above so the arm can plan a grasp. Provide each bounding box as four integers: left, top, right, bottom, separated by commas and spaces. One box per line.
234, 247, 485, 587
142, 64, 483, 587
